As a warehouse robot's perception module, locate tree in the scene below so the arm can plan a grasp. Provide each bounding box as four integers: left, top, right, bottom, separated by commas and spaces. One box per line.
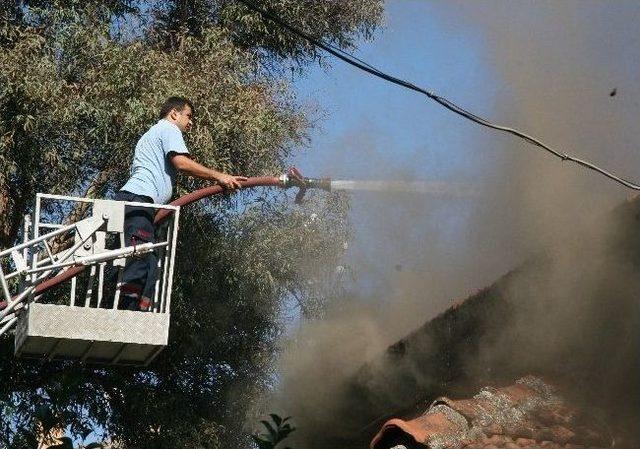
0, 0, 381, 447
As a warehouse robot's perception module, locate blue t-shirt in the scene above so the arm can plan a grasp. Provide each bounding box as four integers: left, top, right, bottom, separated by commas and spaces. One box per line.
120, 120, 189, 204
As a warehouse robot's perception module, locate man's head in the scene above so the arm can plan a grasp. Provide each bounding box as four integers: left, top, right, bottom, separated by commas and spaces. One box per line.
159, 96, 194, 132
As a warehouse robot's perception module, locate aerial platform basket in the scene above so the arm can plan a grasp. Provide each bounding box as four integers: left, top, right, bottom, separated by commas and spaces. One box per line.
0, 193, 180, 365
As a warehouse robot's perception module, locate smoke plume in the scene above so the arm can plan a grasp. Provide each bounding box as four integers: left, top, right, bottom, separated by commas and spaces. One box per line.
265, 2, 640, 447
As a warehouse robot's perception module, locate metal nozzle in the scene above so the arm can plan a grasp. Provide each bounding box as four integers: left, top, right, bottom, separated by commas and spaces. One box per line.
280, 167, 332, 203
300, 177, 331, 191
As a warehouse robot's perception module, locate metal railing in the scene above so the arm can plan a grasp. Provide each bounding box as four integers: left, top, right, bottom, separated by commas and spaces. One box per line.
0, 193, 180, 338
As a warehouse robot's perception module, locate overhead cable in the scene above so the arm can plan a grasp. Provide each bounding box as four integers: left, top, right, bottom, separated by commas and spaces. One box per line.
235, 0, 640, 191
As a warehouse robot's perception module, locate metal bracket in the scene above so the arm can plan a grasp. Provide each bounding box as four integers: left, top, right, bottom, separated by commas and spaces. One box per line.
93, 199, 125, 233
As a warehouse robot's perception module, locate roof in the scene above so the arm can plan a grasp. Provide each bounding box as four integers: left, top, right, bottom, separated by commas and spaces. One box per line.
370, 376, 611, 449
302, 200, 640, 449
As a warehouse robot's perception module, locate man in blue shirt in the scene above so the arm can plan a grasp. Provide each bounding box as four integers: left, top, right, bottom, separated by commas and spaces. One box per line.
116, 96, 247, 311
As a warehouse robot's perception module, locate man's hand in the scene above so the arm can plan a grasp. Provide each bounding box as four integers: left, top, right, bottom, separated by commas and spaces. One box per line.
215, 173, 248, 190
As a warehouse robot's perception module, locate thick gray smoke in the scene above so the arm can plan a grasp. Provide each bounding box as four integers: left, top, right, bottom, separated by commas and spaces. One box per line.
264, 2, 640, 447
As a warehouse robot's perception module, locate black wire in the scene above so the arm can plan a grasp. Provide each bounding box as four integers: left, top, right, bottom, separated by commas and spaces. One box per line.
323, 41, 383, 74
235, 0, 640, 191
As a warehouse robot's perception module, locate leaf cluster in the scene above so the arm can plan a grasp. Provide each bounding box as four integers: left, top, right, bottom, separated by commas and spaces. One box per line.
252, 414, 295, 449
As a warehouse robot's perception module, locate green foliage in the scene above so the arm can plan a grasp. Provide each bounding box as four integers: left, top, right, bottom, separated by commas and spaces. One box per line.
252, 414, 295, 449
0, 1, 381, 448
147, 0, 383, 67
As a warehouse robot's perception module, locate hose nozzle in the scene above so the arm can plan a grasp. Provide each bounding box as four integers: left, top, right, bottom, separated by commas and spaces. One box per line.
280, 167, 331, 203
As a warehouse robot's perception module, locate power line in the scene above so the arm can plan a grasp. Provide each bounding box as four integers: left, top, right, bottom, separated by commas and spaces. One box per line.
236, 0, 640, 191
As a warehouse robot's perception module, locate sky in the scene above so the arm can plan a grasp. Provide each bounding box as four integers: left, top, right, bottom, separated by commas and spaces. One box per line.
289, 0, 640, 311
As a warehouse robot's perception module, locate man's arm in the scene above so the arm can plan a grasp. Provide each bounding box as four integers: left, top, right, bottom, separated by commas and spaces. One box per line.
170, 154, 247, 189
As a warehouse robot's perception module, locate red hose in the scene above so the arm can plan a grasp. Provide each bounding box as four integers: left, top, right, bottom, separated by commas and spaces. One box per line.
0, 176, 284, 307
155, 176, 282, 223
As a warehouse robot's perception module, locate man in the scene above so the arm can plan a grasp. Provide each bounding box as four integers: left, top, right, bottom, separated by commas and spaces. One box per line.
115, 96, 247, 311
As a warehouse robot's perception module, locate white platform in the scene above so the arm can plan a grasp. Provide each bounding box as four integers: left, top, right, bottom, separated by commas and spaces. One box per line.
14, 303, 170, 365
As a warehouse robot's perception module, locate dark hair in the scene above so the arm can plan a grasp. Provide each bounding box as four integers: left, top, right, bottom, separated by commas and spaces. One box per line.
159, 96, 194, 119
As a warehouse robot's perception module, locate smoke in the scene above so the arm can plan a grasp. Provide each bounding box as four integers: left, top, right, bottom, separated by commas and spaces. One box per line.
265, 2, 640, 447
453, 2, 640, 423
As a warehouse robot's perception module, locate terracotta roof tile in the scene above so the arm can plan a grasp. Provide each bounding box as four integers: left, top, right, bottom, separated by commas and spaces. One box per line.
370, 376, 610, 449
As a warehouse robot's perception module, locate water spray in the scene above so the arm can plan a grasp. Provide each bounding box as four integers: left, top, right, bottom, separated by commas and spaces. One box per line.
280, 167, 474, 202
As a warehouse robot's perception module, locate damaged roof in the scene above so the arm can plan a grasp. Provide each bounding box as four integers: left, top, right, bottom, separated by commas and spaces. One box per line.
370, 376, 611, 449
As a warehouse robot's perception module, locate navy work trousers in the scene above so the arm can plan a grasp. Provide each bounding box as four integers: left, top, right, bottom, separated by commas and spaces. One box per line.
114, 191, 158, 303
